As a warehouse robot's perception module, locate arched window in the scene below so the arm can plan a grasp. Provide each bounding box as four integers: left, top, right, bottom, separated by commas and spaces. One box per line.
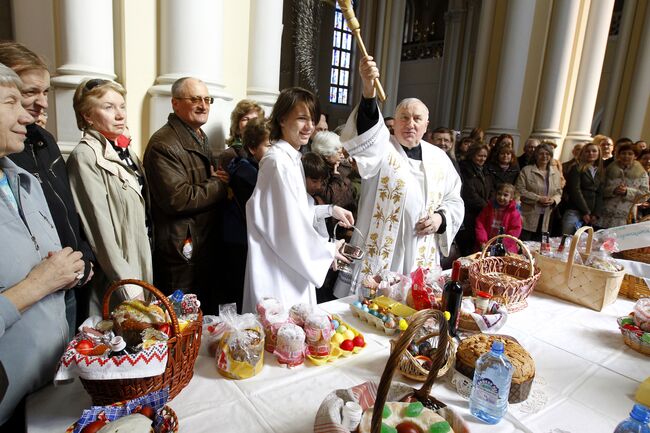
328, 2, 355, 105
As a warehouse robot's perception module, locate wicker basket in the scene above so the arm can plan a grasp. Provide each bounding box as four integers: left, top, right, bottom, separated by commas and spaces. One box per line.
390, 317, 457, 382
534, 226, 626, 311
66, 404, 179, 433
468, 235, 541, 312
364, 309, 468, 433
619, 274, 650, 300
619, 193, 650, 264
80, 280, 202, 405
617, 317, 650, 356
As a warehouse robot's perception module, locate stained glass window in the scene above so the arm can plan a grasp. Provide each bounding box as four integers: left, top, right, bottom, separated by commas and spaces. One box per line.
329, 2, 356, 105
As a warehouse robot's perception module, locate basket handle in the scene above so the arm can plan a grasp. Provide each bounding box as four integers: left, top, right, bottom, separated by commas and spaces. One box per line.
370, 309, 448, 433
565, 226, 593, 281
627, 193, 650, 224
330, 222, 365, 244
480, 234, 535, 278
103, 279, 181, 337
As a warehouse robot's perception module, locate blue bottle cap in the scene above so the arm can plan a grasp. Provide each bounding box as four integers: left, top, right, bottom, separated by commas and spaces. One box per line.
171, 289, 184, 303
490, 340, 505, 354
630, 404, 650, 423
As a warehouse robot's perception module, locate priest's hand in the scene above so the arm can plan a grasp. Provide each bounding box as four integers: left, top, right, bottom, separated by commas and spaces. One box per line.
332, 239, 351, 271
332, 205, 355, 228
415, 213, 442, 236
359, 55, 379, 99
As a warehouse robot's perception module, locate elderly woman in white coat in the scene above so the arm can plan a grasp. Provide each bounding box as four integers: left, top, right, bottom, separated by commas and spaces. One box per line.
66, 79, 152, 314
242, 87, 353, 313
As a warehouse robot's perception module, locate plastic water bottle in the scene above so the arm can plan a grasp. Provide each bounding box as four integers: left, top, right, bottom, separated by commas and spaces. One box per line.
469, 340, 514, 424
613, 404, 650, 433
170, 289, 184, 316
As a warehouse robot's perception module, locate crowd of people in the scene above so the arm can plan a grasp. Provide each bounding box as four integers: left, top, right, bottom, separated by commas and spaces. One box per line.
447, 131, 649, 257
0, 40, 648, 428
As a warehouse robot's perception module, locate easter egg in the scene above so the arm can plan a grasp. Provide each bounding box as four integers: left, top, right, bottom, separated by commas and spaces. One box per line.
332, 333, 345, 344
75, 339, 95, 356
398, 319, 408, 331
395, 421, 423, 433
340, 339, 354, 351
344, 330, 355, 340
337, 325, 348, 334
331, 319, 340, 329
352, 335, 365, 347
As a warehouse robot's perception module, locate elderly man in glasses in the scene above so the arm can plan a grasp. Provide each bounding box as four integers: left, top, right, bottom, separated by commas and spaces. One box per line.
144, 77, 228, 313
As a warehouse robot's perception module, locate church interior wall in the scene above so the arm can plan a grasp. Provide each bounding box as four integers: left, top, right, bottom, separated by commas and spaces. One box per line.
516, 0, 553, 152
2, 0, 650, 160
611, 0, 648, 140
397, 58, 442, 123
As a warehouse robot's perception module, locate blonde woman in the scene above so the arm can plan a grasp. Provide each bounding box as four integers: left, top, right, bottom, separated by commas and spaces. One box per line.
67, 79, 152, 314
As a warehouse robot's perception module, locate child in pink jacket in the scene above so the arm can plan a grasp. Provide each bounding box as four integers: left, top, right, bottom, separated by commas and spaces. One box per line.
475, 183, 522, 253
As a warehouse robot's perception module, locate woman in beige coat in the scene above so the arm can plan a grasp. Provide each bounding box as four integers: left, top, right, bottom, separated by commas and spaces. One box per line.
67, 79, 152, 314
515, 142, 563, 241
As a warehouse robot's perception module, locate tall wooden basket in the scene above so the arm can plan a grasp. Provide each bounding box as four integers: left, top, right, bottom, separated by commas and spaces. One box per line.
313, 309, 469, 432
468, 235, 541, 312
367, 309, 468, 433
534, 226, 626, 311
80, 280, 202, 405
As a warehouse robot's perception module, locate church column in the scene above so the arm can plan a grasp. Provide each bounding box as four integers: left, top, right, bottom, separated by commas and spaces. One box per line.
620, 2, 650, 140
529, 0, 581, 144
486, 0, 537, 148
453, 0, 480, 131
148, 0, 232, 148
562, 0, 615, 161
49, 0, 116, 153
435, 1, 466, 128
381, 0, 407, 116
246, 0, 284, 112
463, 0, 496, 135
600, 0, 637, 135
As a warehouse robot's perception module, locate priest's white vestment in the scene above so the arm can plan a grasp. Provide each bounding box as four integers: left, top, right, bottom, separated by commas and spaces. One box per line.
243, 139, 336, 313
333, 104, 464, 298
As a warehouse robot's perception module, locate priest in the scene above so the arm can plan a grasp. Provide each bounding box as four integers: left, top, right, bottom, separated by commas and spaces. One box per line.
334, 56, 464, 298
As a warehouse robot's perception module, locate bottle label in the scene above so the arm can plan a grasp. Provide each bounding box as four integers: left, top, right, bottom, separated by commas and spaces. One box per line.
474, 377, 500, 405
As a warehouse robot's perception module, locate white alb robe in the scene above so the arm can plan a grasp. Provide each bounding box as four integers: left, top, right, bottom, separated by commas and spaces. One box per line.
243, 139, 336, 313
333, 103, 464, 298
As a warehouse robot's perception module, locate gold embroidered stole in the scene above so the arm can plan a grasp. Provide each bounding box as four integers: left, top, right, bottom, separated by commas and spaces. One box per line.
359, 143, 444, 282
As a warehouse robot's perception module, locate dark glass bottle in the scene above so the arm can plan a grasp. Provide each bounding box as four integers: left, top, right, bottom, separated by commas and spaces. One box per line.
109, 336, 128, 358
442, 260, 463, 337
490, 227, 507, 257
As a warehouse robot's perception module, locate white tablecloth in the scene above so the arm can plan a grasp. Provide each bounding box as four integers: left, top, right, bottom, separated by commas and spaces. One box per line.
27, 293, 648, 433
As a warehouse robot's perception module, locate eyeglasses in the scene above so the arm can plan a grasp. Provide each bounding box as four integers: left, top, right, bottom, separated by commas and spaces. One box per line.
176, 96, 214, 105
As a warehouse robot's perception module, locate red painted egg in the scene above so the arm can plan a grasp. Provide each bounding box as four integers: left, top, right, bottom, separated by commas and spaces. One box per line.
352, 335, 365, 347
396, 421, 424, 433
340, 339, 355, 351
75, 339, 95, 355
